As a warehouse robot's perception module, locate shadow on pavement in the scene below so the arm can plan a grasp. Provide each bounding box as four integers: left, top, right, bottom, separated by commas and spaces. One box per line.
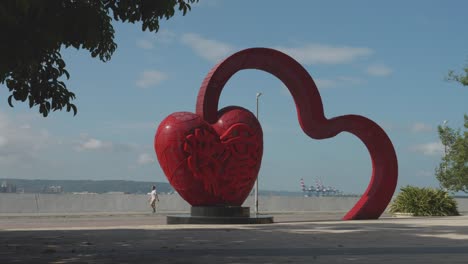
1, 216, 468, 263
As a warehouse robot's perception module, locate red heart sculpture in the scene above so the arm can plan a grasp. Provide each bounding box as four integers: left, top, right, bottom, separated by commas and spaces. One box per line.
155, 106, 263, 206
155, 47, 398, 220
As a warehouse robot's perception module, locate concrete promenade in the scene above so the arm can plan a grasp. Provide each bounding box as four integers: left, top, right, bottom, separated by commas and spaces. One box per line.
1, 212, 468, 263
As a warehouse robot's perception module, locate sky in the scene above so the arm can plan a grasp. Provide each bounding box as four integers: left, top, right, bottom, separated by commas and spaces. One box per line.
0, 0, 467, 194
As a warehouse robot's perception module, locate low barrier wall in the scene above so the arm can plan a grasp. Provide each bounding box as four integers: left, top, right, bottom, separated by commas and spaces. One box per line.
1, 193, 468, 214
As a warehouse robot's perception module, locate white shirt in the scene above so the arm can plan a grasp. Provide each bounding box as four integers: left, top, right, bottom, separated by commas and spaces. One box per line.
148, 190, 158, 200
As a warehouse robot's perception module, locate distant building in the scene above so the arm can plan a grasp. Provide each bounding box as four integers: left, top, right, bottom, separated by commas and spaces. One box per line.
42, 185, 63, 194
1, 180, 17, 193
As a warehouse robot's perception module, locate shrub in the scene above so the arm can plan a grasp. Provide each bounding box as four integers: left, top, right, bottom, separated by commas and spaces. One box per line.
390, 186, 459, 216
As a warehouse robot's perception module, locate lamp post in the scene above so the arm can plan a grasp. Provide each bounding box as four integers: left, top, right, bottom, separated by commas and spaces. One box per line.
443, 120, 448, 174
443, 120, 448, 157
255, 92, 262, 216
443, 120, 448, 153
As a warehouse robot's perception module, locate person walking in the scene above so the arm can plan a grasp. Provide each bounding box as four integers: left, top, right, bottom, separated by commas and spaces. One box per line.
148, 185, 159, 213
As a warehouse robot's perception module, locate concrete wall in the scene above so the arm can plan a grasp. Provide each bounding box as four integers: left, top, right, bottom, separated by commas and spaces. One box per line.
454, 197, 468, 213
1, 193, 468, 214
0, 193, 190, 214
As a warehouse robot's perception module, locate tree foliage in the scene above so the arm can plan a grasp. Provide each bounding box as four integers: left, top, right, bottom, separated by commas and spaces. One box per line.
436, 115, 468, 193
437, 63, 468, 192
0, 0, 198, 117
447, 65, 468, 86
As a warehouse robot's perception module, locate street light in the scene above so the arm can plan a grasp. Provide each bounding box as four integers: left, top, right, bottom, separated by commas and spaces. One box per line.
442, 120, 449, 174
254, 92, 262, 216
256, 92, 262, 118
443, 120, 448, 157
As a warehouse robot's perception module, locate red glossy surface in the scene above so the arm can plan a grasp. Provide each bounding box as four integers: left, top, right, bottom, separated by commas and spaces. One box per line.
155, 107, 262, 206
155, 47, 398, 220
195, 48, 398, 220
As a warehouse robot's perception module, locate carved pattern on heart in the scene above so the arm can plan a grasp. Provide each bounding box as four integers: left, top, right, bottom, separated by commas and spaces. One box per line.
184, 123, 261, 199
155, 106, 263, 206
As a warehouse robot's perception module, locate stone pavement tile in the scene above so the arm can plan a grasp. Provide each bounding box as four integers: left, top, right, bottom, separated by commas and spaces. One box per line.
1, 215, 468, 263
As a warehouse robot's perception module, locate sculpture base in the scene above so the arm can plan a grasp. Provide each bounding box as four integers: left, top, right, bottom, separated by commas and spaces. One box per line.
167, 206, 274, 225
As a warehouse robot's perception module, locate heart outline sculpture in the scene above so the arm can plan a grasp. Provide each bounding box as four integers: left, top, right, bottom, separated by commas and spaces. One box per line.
196, 47, 398, 220
156, 47, 398, 220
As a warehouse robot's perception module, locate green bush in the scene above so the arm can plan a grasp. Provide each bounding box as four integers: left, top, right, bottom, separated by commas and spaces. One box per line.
390, 186, 459, 216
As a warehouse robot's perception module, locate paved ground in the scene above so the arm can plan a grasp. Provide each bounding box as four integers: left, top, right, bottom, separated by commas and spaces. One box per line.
1, 212, 468, 263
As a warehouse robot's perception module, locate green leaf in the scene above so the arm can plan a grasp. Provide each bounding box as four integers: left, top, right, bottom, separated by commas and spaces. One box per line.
63, 69, 70, 79
39, 104, 46, 116
8, 95, 14, 107
71, 104, 77, 116
29, 95, 34, 108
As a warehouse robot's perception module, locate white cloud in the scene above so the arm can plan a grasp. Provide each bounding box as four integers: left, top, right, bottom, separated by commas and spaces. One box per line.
74, 134, 138, 153
315, 76, 365, 90
366, 64, 392, 76
136, 70, 168, 88
181, 33, 234, 62
76, 138, 112, 151
82, 138, 104, 149
336, 76, 365, 85
410, 122, 432, 133
280, 75, 365, 93
0, 111, 51, 163
315, 79, 337, 89
156, 30, 177, 44
136, 39, 154, 50
410, 142, 444, 156
275, 44, 373, 65
137, 153, 155, 165
180, 36, 373, 66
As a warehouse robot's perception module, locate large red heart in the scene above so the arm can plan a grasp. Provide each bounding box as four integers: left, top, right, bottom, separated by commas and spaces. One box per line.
155, 106, 263, 206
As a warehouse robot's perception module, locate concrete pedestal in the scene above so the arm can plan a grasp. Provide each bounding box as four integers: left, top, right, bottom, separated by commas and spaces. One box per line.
167, 206, 274, 224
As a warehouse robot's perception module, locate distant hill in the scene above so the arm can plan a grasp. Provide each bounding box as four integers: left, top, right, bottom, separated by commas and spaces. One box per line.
1, 178, 323, 196
1, 179, 173, 194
